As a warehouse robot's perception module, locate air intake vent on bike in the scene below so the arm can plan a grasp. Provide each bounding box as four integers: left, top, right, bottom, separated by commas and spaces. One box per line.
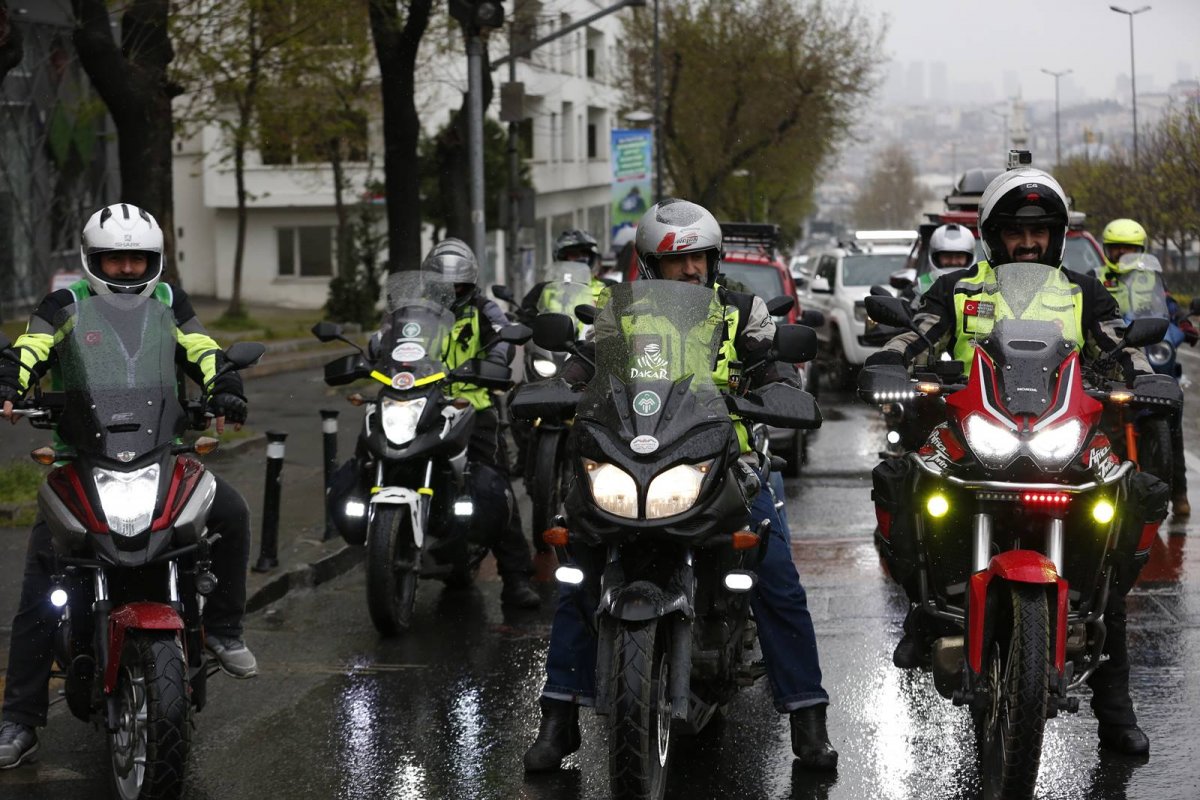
1008, 340, 1048, 352
106, 423, 141, 433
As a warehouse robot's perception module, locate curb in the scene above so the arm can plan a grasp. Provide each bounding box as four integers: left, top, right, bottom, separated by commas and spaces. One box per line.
245, 543, 365, 615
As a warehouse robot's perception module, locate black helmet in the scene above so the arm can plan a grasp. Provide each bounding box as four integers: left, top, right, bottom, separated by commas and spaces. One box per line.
977, 168, 1069, 267
553, 229, 600, 269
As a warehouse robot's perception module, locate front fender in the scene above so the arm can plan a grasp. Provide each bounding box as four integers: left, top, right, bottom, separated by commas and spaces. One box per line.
104, 602, 184, 694
987, 550, 1060, 584
966, 556, 1069, 677
600, 579, 692, 622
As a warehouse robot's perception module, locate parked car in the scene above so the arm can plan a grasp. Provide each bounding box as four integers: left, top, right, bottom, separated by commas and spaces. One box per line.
801, 232, 915, 390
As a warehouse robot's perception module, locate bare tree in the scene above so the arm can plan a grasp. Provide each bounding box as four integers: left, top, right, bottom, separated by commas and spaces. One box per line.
853, 144, 929, 229
71, 0, 180, 282
368, 0, 433, 273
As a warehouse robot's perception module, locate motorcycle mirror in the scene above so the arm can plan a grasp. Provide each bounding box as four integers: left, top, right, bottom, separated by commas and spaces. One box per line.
771, 324, 818, 363
766, 295, 795, 318
311, 321, 344, 342
323, 354, 369, 386
225, 341, 266, 370
889, 272, 914, 291
574, 304, 598, 325
727, 383, 821, 429
798, 308, 825, 328
868, 284, 893, 297
1122, 316, 1169, 349
864, 295, 912, 329
532, 313, 577, 351
491, 284, 515, 303
498, 323, 533, 345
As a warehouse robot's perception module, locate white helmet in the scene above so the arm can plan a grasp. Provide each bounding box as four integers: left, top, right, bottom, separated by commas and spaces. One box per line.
927, 223, 976, 272
79, 203, 164, 296
977, 168, 1069, 267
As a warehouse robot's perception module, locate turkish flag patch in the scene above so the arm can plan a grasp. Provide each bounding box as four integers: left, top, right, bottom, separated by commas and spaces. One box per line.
964, 300, 980, 316
964, 300, 994, 318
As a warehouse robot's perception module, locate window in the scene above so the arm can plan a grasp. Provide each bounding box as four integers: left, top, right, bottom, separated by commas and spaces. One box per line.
587, 123, 597, 159
277, 227, 334, 277
517, 118, 534, 160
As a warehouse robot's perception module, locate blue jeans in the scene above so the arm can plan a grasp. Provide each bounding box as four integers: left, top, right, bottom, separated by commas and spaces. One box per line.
542, 469, 828, 712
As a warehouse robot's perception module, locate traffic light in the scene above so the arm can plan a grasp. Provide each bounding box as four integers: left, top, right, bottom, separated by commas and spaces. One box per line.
448, 0, 504, 31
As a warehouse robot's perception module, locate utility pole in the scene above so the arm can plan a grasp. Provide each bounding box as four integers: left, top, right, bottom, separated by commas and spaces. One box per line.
1110, 5, 1151, 163
1041, 68, 1072, 168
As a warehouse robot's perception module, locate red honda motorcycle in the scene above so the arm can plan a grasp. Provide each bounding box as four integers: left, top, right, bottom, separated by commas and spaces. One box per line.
861, 264, 1177, 800
1, 294, 262, 800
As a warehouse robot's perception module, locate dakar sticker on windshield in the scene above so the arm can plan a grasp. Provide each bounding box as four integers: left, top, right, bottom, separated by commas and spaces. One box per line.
630, 335, 669, 379
633, 390, 662, 416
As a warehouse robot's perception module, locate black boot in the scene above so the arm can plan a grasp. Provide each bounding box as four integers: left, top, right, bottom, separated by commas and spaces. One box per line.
523, 698, 581, 772
790, 705, 838, 771
501, 574, 541, 609
892, 606, 927, 669
1098, 722, 1150, 756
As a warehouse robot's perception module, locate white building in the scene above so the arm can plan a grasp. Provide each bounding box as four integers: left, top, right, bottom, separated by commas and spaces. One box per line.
173, 0, 634, 309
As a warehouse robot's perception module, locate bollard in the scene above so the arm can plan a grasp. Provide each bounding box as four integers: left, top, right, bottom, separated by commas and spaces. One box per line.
253, 430, 288, 572
320, 409, 340, 541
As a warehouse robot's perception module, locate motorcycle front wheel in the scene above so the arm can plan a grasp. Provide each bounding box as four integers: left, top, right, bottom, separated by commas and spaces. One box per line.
1136, 416, 1173, 492
609, 618, 673, 800
973, 583, 1049, 800
366, 505, 419, 635
528, 431, 566, 551
109, 631, 190, 800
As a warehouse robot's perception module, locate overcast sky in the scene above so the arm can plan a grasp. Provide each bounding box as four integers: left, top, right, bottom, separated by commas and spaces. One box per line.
856, 0, 1199, 104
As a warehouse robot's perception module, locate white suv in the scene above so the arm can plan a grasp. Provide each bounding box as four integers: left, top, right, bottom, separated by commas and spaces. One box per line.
801, 234, 914, 389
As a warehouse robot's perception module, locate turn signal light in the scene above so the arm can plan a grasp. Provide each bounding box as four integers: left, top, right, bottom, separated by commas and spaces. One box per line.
916, 382, 941, 395
30, 447, 56, 465
347, 393, 366, 406
731, 530, 760, 550
193, 437, 220, 456
1108, 390, 1133, 405
543, 527, 569, 547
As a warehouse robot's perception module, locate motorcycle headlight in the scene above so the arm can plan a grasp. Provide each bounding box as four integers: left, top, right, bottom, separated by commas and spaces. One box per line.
380, 397, 427, 446
962, 413, 1020, 468
1146, 341, 1173, 367
583, 458, 637, 518
1027, 419, 1086, 470
645, 460, 712, 519
533, 358, 558, 378
94, 464, 160, 537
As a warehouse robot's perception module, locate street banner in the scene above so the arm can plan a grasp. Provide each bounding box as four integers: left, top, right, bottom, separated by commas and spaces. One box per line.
611, 129, 653, 242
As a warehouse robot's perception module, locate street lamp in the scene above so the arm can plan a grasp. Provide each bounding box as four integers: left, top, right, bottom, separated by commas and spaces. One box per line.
1041, 68, 1072, 168
1110, 4, 1151, 163
989, 107, 1009, 159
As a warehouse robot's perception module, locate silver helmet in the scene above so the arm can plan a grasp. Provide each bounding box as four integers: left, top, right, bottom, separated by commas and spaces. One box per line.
421, 237, 479, 285
79, 203, 164, 296
977, 168, 1069, 267
553, 228, 601, 269
634, 198, 722, 286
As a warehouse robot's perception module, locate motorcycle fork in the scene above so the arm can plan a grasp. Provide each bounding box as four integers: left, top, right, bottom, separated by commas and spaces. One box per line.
1121, 408, 1140, 467
90, 569, 120, 731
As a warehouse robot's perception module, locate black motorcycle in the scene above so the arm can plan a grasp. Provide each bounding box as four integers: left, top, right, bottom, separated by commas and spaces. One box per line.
1, 294, 262, 800
314, 272, 529, 635
512, 280, 819, 800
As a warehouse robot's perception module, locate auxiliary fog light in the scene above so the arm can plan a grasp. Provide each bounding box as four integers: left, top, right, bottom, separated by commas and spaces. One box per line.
926, 494, 950, 518
345, 500, 366, 518
723, 571, 756, 593
454, 499, 475, 517
886, 430, 901, 445
50, 588, 68, 608
555, 565, 585, 585
1092, 499, 1116, 524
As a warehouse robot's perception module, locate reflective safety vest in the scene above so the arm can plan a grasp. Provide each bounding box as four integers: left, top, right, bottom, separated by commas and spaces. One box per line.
949, 263, 1084, 373
445, 305, 491, 411
616, 286, 749, 451
1102, 268, 1160, 317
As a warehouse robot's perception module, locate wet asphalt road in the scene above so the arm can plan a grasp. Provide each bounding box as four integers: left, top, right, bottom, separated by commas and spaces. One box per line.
2, 367, 1200, 799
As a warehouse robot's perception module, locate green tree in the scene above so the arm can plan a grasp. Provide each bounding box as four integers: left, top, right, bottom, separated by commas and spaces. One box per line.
622, 0, 884, 235
0, 6, 22, 84
852, 144, 930, 229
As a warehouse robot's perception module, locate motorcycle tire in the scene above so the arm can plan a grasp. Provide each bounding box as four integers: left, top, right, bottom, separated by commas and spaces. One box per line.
973, 583, 1049, 800
609, 618, 672, 800
366, 505, 419, 636
1136, 416, 1173, 493
529, 432, 566, 552
108, 631, 190, 800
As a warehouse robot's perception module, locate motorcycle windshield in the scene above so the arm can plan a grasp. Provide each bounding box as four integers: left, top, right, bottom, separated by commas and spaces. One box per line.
377, 271, 456, 383
537, 259, 592, 288
536, 278, 595, 343
1111, 253, 1169, 320
977, 263, 1085, 418
54, 294, 184, 459
576, 281, 728, 451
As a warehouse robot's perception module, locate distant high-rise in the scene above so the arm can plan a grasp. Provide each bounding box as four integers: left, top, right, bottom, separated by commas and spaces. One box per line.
907, 61, 926, 103
929, 61, 948, 104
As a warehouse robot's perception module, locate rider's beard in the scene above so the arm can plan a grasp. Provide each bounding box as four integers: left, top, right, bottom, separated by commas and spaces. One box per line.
1011, 245, 1045, 262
